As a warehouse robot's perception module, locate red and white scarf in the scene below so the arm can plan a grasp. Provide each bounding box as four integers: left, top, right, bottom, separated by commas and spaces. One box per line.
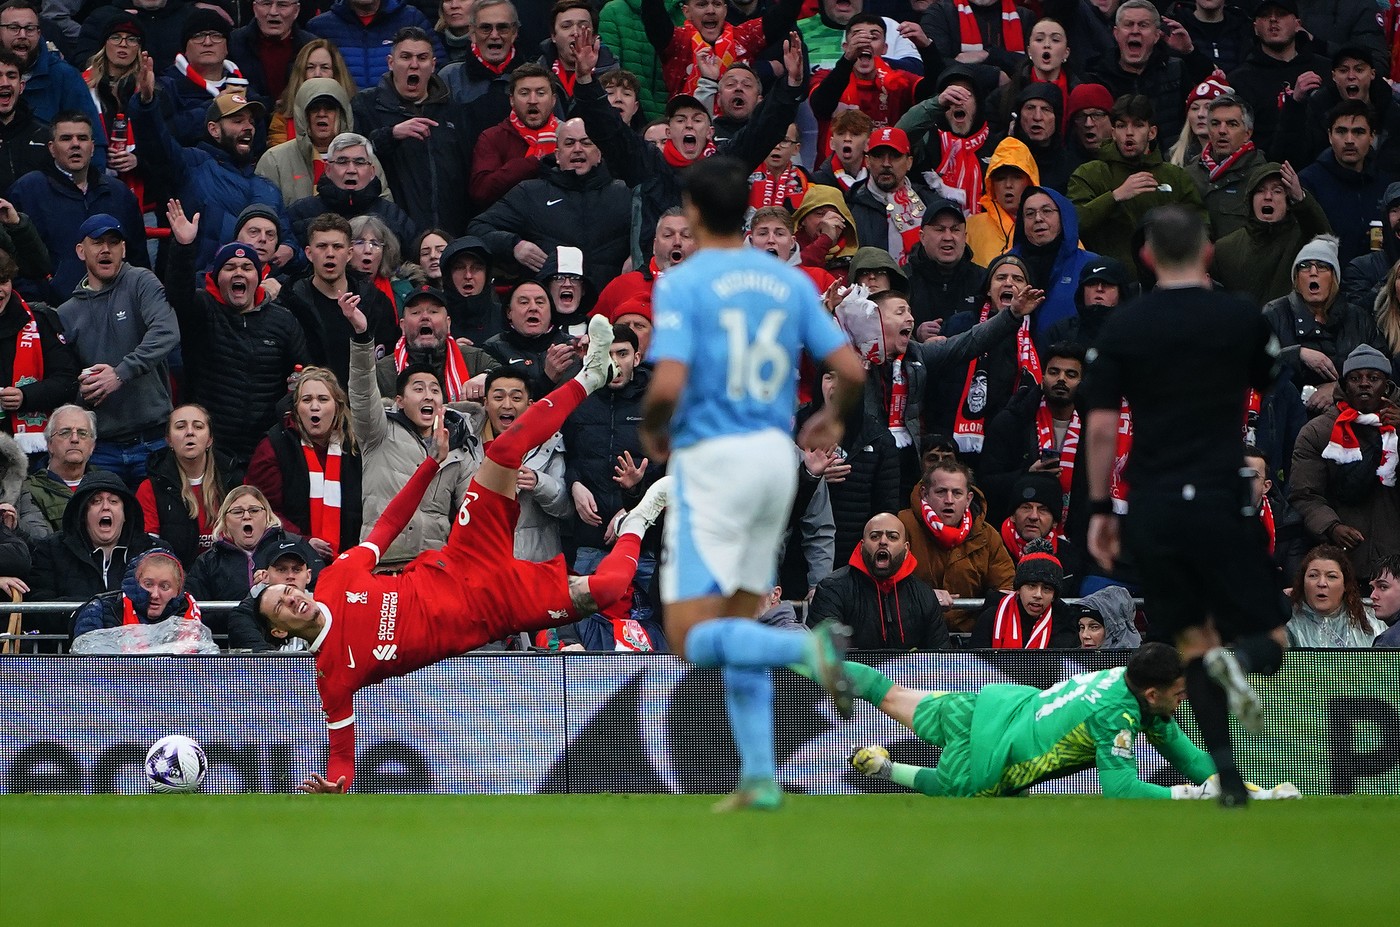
956, 0, 1025, 54
999, 517, 1059, 560
682, 23, 736, 95
937, 123, 991, 217
952, 306, 1037, 452
887, 355, 910, 448
1198, 139, 1255, 182
7, 297, 47, 454
1259, 494, 1276, 556
1110, 400, 1133, 513
1244, 387, 1261, 445
509, 112, 559, 159
839, 56, 895, 125
471, 45, 515, 76
1322, 401, 1399, 486
612, 617, 654, 651
878, 178, 927, 259
827, 153, 866, 191
551, 57, 577, 98
123, 593, 201, 625
990, 591, 1051, 649
748, 165, 809, 211
919, 497, 972, 549
303, 440, 343, 555
394, 336, 472, 402
173, 54, 244, 97
1036, 400, 1079, 498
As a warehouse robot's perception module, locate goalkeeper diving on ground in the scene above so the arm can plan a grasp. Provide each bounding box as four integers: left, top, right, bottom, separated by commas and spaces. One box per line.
834, 643, 1300, 799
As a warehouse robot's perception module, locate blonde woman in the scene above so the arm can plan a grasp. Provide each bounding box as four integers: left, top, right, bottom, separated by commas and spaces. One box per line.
246, 367, 363, 560
268, 39, 357, 147
83, 19, 144, 182
1373, 260, 1400, 380
186, 485, 294, 602
135, 404, 232, 568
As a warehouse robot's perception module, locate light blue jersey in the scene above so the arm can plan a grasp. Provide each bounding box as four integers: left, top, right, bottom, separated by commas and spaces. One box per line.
650, 248, 847, 450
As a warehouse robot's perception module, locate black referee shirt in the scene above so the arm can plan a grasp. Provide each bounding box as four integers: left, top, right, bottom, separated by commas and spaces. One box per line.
1080, 285, 1280, 495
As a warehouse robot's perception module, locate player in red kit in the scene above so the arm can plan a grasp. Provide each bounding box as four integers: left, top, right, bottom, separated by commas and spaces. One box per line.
258, 313, 666, 793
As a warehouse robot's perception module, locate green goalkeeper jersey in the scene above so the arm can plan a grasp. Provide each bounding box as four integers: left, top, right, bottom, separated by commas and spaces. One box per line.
964, 666, 1217, 798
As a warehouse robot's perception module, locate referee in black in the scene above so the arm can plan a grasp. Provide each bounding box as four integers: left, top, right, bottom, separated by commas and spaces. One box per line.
1080, 205, 1288, 807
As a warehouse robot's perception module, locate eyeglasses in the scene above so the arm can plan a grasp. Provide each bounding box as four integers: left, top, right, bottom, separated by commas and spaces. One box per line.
228, 506, 266, 518
777, 138, 800, 147
1023, 206, 1060, 219
474, 21, 517, 33
107, 34, 141, 46
190, 30, 226, 43
352, 238, 384, 250
328, 156, 371, 167
1078, 110, 1108, 123
0, 23, 39, 35
1296, 260, 1332, 273
54, 427, 95, 440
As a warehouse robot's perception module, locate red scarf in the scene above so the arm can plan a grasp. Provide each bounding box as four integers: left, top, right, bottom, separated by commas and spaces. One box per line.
394, 336, 472, 402
122, 593, 201, 625
839, 56, 896, 126
919, 497, 972, 549
937, 123, 991, 216
551, 57, 577, 98
203, 270, 265, 309
827, 153, 865, 192
371, 275, 396, 310
1322, 401, 1399, 486
1259, 494, 1276, 556
662, 136, 716, 168
612, 617, 655, 651
303, 440, 342, 555
956, 0, 1025, 53
1036, 400, 1079, 498
953, 304, 995, 452
748, 164, 809, 210
887, 355, 910, 447
880, 179, 927, 259
173, 54, 244, 96
471, 45, 515, 75
1244, 387, 1261, 445
1031, 70, 1070, 119
999, 517, 1059, 560
1198, 140, 1255, 182
990, 591, 1051, 649
7, 297, 46, 453
509, 112, 559, 159
683, 22, 736, 94
1016, 316, 1041, 386
1110, 400, 1133, 513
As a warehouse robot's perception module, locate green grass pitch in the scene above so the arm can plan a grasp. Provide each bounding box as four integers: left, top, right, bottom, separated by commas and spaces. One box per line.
2, 794, 1394, 926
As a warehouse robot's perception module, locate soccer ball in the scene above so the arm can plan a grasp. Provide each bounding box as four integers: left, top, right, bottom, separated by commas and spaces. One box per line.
144, 735, 207, 793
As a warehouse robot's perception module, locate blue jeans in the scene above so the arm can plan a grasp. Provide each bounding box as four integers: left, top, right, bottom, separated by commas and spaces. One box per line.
90, 437, 166, 488
574, 546, 657, 623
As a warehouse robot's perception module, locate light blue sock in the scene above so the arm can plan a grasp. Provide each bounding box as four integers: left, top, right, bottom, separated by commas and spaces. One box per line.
684, 618, 809, 669
722, 665, 775, 782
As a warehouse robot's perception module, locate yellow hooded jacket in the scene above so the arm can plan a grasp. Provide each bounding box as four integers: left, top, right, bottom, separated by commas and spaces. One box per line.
966, 138, 1039, 267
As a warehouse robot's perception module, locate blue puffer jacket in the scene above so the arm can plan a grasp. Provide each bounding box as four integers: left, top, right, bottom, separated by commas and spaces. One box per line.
1010, 186, 1099, 339
15, 45, 106, 169
307, 0, 445, 91
130, 91, 294, 269
71, 548, 190, 638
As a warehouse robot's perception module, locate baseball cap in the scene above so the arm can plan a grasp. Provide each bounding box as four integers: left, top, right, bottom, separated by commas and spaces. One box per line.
1330, 45, 1374, 69
77, 213, 125, 241
206, 90, 265, 123
867, 126, 910, 155
920, 197, 964, 226
1384, 181, 1400, 209
404, 285, 449, 308
664, 94, 709, 119
254, 536, 321, 574
1252, 0, 1298, 18
1078, 257, 1129, 290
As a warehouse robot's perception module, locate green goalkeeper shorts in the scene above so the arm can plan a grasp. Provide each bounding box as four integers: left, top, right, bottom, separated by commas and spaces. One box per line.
910, 691, 978, 797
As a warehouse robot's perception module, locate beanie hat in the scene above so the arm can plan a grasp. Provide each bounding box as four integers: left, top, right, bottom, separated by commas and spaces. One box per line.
1385, 181, 1400, 209
102, 18, 145, 44
212, 241, 263, 280
232, 203, 279, 239
1185, 75, 1231, 109
606, 294, 652, 325
1341, 343, 1391, 378
1014, 538, 1063, 591
1010, 473, 1064, 523
1066, 83, 1113, 119
985, 253, 1031, 293
182, 8, 232, 45
1293, 234, 1340, 279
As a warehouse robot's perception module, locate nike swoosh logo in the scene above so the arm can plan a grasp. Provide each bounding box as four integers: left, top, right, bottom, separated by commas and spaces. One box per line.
347, 646, 356, 669
546, 198, 563, 206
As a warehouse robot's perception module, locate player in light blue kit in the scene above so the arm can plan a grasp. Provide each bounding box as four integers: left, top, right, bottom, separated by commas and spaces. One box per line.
641, 157, 867, 810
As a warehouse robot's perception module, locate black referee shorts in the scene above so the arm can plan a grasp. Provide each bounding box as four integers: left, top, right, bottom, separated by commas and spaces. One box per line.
1122, 488, 1289, 643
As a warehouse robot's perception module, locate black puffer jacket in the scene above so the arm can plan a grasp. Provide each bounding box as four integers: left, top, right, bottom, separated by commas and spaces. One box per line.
286, 174, 418, 249
71, 548, 193, 638
468, 161, 633, 290
561, 366, 659, 550
167, 242, 312, 463
186, 526, 299, 607
352, 73, 474, 235
906, 243, 988, 324
482, 326, 576, 396
807, 546, 950, 651
139, 445, 244, 568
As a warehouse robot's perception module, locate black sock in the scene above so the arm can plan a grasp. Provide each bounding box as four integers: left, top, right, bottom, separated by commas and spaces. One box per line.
1185, 657, 1240, 782
1232, 635, 1284, 677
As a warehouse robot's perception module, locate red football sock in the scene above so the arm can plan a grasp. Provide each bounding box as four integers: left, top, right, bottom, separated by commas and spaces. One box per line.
586, 533, 641, 611
486, 379, 586, 470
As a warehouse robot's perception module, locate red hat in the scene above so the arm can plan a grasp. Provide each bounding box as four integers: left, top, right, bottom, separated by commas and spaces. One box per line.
607, 294, 652, 324
1185, 73, 1232, 108
1065, 83, 1113, 119
867, 126, 910, 156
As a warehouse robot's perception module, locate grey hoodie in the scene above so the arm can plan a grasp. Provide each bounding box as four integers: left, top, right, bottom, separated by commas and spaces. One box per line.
255, 77, 391, 206
1077, 585, 1141, 649
57, 263, 179, 441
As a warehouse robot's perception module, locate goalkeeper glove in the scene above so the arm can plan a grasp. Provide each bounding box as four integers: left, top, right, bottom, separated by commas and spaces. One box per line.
1173, 775, 1303, 800
848, 745, 892, 780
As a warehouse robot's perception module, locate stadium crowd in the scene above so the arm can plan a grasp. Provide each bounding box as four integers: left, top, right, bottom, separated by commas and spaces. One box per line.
1, 0, 1398, 653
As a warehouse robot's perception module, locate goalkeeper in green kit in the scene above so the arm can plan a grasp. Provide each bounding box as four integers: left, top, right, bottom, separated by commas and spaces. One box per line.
840, 643, 1299, 799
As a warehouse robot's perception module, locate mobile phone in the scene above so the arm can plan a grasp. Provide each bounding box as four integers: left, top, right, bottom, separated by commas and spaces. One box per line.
1040, 448, 1060, 462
